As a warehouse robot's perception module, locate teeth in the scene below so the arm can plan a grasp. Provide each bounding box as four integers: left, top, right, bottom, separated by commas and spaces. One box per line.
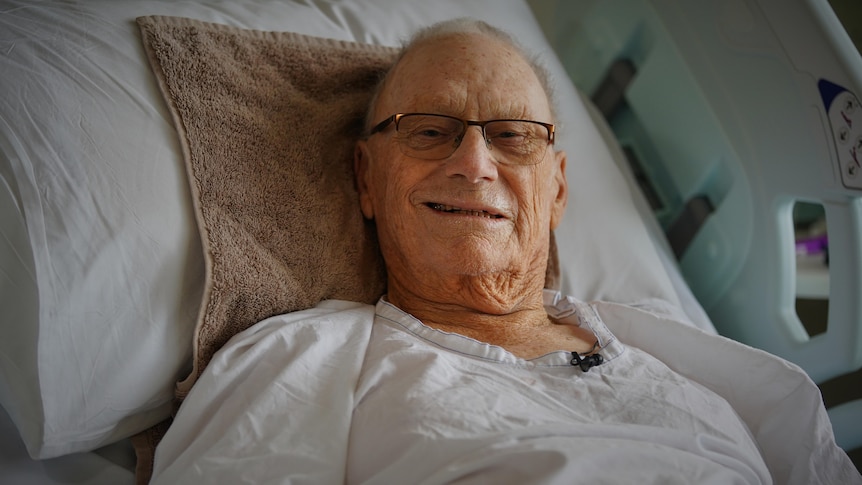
429, 203, 500, 219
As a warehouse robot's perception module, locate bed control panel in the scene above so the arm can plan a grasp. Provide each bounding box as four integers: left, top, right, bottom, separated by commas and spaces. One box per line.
820, 79, 862, 190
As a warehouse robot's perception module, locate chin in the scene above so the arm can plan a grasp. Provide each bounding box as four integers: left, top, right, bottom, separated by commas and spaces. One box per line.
445, 255, 521, 280
436, 245, 505, 273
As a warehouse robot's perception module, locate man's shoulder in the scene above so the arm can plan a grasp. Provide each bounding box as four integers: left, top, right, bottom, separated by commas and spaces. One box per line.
261, 299, 375, 325
229, 299, 377, 349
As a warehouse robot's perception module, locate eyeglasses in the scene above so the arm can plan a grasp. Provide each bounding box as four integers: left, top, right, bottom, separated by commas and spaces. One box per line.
367, 113, 555, 166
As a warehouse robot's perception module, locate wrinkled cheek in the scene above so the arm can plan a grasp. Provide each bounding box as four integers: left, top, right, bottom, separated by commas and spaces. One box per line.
373, 192, 420, 265
514, 193, 553, 260
509, 214, 542, 270
516, 186, 549, 237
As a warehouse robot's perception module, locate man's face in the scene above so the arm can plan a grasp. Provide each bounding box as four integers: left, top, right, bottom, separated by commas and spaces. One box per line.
355, 33, 567, 307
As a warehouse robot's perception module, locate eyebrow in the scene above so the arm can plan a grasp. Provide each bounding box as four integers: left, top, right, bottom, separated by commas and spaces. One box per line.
397, 87, 545, 122
405, 105, 539, 122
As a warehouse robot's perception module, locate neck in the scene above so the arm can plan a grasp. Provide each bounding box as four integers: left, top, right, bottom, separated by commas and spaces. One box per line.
386, 271, 553, 348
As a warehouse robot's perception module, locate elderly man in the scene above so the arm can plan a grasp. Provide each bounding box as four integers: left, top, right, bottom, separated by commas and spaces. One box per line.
354, 20, 583, 361
151, 19, 859, 484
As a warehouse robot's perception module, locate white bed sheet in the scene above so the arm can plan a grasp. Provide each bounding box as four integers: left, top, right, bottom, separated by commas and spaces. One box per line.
151, 297, 858, 484
0, 404, 134, 485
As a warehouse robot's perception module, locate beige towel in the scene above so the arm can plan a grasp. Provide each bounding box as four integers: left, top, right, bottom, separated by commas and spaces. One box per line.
138, 15, 394, 400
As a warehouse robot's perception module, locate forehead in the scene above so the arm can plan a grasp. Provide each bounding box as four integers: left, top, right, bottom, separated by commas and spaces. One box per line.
378, 33, 552, 121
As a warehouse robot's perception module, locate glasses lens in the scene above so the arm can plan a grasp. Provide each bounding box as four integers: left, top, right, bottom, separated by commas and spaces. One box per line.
395, 114, 464, 160
484, 121, 549, 164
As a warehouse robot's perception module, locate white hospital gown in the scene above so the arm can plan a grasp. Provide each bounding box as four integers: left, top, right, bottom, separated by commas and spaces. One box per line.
151, 292, 860, 484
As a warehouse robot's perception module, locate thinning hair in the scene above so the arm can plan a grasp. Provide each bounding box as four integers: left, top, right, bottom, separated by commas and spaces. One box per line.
364, 18, 558, 131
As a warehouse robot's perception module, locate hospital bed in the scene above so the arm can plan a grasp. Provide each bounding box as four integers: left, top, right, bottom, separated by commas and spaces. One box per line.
0, 0, 858, 483
532, 0, 862, 461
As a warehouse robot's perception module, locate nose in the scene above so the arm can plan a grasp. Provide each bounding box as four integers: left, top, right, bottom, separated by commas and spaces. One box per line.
444, 126, 499, 182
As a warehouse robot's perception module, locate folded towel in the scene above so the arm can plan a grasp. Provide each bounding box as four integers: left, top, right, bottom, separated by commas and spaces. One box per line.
138, 15, 394, 400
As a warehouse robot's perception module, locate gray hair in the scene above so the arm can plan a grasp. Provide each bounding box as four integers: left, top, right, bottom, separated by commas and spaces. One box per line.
364, 18, 558, 131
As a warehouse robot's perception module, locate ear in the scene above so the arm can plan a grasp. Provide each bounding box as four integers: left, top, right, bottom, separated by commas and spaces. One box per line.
354, 140, 375, 219
549, 149, 568, 230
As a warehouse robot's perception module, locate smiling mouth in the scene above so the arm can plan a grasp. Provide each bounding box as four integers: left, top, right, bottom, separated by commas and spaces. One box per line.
426, 203, 504, 219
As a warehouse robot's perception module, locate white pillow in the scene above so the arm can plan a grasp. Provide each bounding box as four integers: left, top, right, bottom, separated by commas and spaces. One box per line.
0, 0, 678, 459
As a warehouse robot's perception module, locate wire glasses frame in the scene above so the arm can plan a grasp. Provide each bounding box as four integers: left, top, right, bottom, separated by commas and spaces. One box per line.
367, 113, 555, 166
